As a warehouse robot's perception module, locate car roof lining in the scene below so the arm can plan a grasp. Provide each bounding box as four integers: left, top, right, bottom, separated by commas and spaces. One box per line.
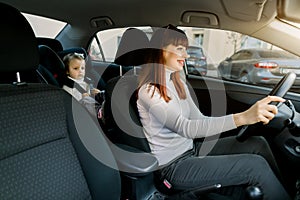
3, 0, 300, 56
2, 0, 276, 30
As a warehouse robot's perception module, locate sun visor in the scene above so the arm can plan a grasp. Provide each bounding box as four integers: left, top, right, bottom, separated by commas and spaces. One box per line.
278, 0, 300, 23
222, 0, 268, 21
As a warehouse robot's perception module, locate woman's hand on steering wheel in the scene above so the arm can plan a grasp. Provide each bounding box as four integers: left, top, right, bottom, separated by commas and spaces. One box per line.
233, 96, 286, 127
236, 72, 296, 142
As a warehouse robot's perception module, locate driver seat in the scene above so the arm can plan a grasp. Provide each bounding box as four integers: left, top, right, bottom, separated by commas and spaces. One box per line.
103, 27, 264, 200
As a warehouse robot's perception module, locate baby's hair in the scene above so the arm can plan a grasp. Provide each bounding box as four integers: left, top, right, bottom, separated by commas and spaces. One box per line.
63, 52, 85, 72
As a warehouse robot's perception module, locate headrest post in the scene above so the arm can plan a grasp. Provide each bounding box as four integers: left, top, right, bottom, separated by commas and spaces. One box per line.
133, 66, 136, 76
119, 65, 123, 76
16, 72, 21, 82
13, 72, 27, 86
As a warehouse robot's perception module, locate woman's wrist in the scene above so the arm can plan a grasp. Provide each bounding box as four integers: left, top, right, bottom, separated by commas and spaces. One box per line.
233, 112, 246, 127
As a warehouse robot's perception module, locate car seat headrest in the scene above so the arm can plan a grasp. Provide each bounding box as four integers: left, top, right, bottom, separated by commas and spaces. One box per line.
57, 47, 88, 60
37, 38, 63, 53
0, 2, 39, 72
38, 45, 66, 86
114, 28, 149, 66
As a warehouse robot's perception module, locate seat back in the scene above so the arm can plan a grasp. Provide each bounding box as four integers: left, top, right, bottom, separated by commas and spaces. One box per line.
38, 44, 66, 87
0, 2, 121, 199
105, 75, 151, 152
103, 28, 151, 152
114, 28, 149, 67
37, 37, 64, 52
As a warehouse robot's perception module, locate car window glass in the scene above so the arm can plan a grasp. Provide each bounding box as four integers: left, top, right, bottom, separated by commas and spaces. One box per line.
178, 26, 300, 91
90, 26, 300, 91
89, 26, 152, 62
22, 13, 66, 38
89, 37, 105, 61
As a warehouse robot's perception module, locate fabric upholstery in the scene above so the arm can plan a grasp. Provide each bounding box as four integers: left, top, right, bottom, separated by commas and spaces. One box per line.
114, 28, 149, 66
0, 2, 39, 72
104, 28, 151, 151
0, 2, 121, 199
104, 75, 151, 152
37, 37, 64, 53
0, 85, 91, 199
38, 44, 66, 87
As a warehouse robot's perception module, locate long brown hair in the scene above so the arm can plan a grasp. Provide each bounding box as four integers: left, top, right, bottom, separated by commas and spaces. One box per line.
138, 25, 188, 102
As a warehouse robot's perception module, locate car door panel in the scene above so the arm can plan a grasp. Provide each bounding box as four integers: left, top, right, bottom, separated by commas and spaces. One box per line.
186, 75, 300, 121
187, 74, 300, 157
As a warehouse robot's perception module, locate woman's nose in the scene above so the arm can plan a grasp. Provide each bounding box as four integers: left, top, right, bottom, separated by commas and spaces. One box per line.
183, 51, 190, 59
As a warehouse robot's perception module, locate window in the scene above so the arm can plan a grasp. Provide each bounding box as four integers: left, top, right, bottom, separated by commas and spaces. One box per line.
194, 33, 203, 46
22, 13, 66, 38
89, 38, 104, 61
89, 26, 299, 90
178, 26, 300, 90
89, 26, 152, 62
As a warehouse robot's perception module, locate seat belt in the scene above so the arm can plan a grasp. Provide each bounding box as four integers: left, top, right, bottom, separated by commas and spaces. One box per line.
63, 77, 88, 94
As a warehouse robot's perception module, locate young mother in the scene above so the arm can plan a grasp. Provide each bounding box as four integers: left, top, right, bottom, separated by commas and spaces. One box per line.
137, 25, 290, 199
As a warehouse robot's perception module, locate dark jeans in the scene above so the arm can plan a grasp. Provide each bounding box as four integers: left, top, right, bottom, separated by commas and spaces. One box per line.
155, 136, 291, 200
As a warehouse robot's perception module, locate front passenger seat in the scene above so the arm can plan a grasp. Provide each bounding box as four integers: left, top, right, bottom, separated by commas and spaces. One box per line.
0, 2, 121, 200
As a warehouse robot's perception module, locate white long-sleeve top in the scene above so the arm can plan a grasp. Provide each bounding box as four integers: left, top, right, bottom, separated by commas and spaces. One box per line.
137, 69, 237, 166
62, 76, 91, 101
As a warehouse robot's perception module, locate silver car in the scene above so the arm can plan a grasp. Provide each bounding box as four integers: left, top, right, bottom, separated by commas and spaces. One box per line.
186, 46, 207, 76
218, 48, 300, 86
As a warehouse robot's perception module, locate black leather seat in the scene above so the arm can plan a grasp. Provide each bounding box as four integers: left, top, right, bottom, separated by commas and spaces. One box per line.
0, 2, 121, 199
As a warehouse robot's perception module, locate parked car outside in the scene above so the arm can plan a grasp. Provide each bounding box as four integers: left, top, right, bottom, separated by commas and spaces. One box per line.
218, 48, 300, 86
186, 46, 207, 75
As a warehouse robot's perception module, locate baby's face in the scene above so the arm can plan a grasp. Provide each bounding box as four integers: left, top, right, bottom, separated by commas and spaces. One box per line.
68, 58, 86, 80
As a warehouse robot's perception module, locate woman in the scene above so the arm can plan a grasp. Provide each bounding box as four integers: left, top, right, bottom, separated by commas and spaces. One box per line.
137, 25, 290, 199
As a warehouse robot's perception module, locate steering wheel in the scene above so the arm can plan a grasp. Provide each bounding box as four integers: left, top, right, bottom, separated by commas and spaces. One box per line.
236, 72, 296, 142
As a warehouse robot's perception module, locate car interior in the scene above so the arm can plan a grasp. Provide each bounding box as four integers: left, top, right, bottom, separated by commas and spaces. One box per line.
2, 0, 300, 199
